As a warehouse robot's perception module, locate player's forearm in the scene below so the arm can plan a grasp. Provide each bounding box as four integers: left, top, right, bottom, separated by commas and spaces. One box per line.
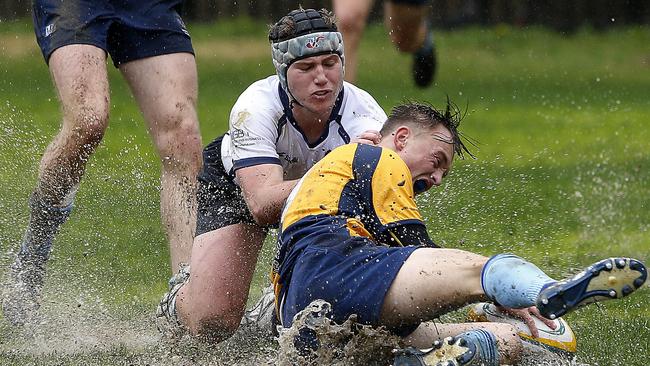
244, 180, 298, 226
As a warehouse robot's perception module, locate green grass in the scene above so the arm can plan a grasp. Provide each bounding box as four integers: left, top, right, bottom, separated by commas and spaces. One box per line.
1, 19, 649, 365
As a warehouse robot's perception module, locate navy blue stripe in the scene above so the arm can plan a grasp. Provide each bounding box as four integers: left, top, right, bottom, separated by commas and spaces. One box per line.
279, 84, 291, 113
337, 178, 363, 218
232, 157, 282, 171
350, 144, 384, 237
276, 115, 288, 144
335, 114, 350, 143
278, 84, 346, 148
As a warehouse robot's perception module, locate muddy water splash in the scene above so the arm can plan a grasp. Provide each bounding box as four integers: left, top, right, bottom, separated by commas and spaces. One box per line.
277, 300, 402, 366
277, 300, 591, 366
0, 294, 593, 365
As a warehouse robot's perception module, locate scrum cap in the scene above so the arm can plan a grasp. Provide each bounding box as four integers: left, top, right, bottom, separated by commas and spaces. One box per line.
270, 9, 345, 100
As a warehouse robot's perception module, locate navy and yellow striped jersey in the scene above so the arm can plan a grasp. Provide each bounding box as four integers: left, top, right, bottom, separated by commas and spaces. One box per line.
271, 143, 436, 303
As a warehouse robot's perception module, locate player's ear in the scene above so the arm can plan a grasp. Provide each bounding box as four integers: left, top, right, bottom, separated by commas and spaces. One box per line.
393, 126, 410, 151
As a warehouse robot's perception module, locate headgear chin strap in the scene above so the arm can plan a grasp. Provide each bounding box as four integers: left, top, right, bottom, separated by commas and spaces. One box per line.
270, 9, 345, 104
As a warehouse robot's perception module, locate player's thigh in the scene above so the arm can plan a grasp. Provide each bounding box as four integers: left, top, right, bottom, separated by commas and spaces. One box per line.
332, 0, 375, 30
384, 1, 429, 49
397, 247, 487, 293
383, 248, 487, 319
49, 45, 110, 129
119, 53, 199, 144
188, 224, 267, 303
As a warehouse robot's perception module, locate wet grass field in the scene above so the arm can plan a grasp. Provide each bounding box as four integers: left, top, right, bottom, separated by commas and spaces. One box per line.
1, 18, 649, 365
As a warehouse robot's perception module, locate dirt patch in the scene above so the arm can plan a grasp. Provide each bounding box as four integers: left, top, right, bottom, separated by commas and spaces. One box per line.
0, 34, 39, 59
193, 39, 268, 61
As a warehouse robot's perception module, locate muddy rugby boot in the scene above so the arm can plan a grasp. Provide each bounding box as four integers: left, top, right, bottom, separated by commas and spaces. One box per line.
3, 256, 46, 325
155, 263, 190, 338
241, 284, 277, 337
2, 192, 71, 326
393, 329, 498, 366
537, 257, 647, 320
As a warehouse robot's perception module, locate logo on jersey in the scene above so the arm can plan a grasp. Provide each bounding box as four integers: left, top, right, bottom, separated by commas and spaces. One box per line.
176, 14, 190, 37
233, 110, 251, 129
232, 129, 246, 140
305, 36, 325, 49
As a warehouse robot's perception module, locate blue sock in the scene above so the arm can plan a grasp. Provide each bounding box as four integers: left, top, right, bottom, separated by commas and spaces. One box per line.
459, 329, 499, 366
481, 253, 556, 308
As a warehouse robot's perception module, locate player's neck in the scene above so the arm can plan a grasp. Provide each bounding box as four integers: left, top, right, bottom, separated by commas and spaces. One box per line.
292, 106, 330, 144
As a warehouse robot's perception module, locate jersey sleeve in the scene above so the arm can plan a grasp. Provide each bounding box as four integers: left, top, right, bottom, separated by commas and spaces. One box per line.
339, 83, 388, 140
344, 115, 385, 142
229, 85, 283, 171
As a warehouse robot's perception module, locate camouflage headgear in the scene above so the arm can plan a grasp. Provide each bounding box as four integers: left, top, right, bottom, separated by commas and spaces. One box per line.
270, 9, 345, 101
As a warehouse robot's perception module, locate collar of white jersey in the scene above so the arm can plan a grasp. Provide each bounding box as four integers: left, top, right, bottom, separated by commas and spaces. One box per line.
277, 83, 347, 148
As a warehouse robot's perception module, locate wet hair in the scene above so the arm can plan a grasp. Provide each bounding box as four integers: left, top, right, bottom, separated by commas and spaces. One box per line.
268, 8, 337, 43
380, 99, 476, 159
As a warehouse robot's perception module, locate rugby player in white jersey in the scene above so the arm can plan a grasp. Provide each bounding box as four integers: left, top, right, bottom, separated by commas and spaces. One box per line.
156, 8, 388, 342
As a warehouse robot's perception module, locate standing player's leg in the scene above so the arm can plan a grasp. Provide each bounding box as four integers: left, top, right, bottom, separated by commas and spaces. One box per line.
119, 53, 203, 271
332, 0, 375, 83
384, 0, 436, 87
3, 45, 110, 325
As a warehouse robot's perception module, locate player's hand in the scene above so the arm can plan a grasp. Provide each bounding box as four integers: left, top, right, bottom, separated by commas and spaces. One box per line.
498, 306, 557, 338
352, 130, 381, 145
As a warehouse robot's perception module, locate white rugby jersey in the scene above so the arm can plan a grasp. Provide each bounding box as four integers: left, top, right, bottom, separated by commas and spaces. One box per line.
221, 75, 387, 181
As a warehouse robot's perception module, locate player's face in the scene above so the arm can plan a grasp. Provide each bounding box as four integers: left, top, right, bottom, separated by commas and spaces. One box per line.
403, 124, 455, 193
287, 54, 343, 115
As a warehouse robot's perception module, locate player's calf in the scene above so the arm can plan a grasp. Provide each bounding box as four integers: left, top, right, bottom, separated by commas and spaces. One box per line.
412, 21, 436, 88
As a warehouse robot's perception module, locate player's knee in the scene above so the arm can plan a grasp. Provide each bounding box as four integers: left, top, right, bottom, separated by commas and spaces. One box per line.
337, 12, 366, 37
194, 312, 241, 342
66, 108, 109, 148
172, 117, 202, 155
156, 116, 202, 169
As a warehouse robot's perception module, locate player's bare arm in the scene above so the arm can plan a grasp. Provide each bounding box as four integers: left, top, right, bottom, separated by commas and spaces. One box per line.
236, 164, 298, 226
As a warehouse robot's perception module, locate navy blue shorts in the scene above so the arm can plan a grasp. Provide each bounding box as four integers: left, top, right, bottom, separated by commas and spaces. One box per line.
195, 134, 259, 236
280, 236, 420, 336
32, 0, 194, 67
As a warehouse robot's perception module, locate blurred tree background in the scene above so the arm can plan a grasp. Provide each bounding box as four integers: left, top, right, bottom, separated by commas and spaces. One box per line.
2, 0, 649, 32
